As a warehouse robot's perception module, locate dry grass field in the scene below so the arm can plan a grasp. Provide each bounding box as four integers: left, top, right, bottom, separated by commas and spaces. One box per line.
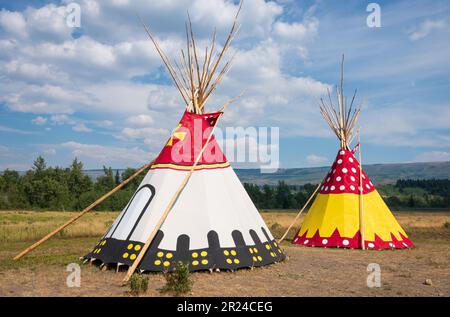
0, 210, 449, 297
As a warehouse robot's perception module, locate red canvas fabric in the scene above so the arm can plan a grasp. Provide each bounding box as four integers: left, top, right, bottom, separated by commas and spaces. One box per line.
153, 111, 228, 168
319, 149, 375, 195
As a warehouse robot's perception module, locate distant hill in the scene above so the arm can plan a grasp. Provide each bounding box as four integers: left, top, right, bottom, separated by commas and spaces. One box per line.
235, 161, 450, 186
83, 161, 450, 186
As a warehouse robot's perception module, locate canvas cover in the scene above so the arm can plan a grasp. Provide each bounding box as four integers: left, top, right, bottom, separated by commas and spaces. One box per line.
85, 111, 285, 271
293, 149, 414, 249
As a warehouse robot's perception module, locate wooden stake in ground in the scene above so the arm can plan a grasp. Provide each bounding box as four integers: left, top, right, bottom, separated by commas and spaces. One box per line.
278, 182, 322, 244
14, 161, 154, 260
357, 129, 365, 250
122, 110, 227, 284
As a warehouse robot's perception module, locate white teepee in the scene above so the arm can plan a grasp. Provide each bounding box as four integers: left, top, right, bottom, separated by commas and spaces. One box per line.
86, 3, 285, 271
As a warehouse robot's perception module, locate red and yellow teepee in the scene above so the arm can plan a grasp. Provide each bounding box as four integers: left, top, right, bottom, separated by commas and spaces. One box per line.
292, 56, 413, 250
293, 148, 414, 249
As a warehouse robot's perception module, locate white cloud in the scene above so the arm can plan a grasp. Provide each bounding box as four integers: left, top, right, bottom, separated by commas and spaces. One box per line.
0, 10, 27, 37
121, 127, 169, 139
32, 116, 47, 125
1, 84, 90, 114
409, 19, 446, 41
361, 104, 450, 147
126, 114, 154, 126
414, 151, 450, 162
50, 114, 72, 125
273, 18, 319, 43
61, 141, 153, 166
3, 60, 67, 82
2, 0, 448, 169
306, 154, 328, 166
72, 123, 92, 133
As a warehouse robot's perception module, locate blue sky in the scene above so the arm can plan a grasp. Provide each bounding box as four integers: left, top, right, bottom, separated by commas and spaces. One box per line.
0, 0, 449, 170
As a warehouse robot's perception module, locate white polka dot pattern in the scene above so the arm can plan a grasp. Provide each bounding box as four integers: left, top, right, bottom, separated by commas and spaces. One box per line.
319, 150, 375, 194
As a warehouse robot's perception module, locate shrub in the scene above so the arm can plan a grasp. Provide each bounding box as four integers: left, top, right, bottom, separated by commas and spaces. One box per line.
270, 222, 285, 238
129, 273, 149, 295
161, 261, 192, 296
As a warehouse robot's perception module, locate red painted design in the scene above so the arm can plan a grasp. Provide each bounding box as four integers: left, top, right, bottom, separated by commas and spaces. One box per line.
153, 111, 227, 168
319, 149, 375, 195
292, 228, 414, 250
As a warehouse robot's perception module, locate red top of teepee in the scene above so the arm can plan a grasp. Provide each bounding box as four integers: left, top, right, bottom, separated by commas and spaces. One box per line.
153, 111, 228, 169
319, 149, 375, 195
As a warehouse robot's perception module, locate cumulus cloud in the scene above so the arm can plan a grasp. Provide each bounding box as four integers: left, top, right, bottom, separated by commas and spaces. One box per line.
4, 0, 447, 168
0, 10, 27, 38
121, 126, 169, 140
126, 114, 154, 126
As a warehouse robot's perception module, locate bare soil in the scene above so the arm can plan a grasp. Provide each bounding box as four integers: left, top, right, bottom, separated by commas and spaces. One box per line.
0, 211, 449, 297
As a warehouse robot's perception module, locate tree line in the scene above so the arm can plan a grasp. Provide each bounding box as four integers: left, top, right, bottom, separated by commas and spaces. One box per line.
245, 179, 450, 210
0, 156, 449, 211
0, 156, 144, 211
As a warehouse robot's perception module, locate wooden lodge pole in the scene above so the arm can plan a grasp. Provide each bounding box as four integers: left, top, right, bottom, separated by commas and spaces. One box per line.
278, 182, 322, 244
122, 110, 227, 284
14, 161, 154, 260
357, 129, 366, 250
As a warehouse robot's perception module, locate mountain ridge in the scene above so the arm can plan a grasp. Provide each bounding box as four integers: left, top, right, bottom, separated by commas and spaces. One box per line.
82, 161, 450, 186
